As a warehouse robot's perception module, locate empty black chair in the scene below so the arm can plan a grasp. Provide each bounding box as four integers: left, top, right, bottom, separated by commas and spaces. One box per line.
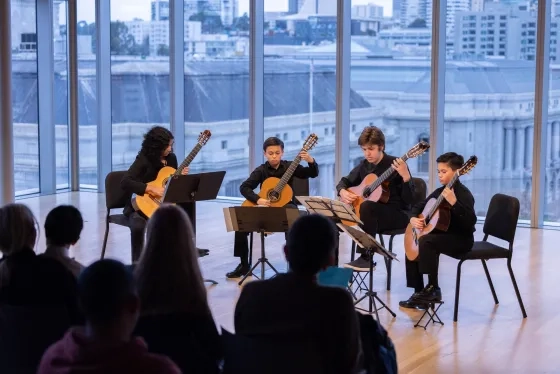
350, 176, 428, 291
446, 193, 527, 322
100, 171, 131, 259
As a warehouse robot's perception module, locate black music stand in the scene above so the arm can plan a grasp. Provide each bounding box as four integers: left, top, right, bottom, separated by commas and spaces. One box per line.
295, 196, 362, 226
338, 224, 398, 320
223, 206, 301, 286
163, 171, 226, 285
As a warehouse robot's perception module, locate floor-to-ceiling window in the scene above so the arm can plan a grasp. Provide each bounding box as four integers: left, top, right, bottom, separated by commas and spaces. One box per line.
442, 1, 535, 221
55, 0, 70, 189
184, 0, 250, 198
350, 0, 432, 194
11, 0, 40, 195
110, 0, 170, 172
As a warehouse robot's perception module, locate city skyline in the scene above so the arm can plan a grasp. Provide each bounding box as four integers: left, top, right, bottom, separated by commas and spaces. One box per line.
72, 0, 390, 24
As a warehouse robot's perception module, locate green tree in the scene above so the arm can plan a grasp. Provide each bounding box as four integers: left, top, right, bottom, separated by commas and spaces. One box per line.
110, 21, 136, 55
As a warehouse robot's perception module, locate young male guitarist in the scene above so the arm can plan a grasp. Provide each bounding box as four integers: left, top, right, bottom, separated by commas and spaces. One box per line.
226, 136, 319, 278
399, 152, 477, 309
121, 126, 190, 262
337, 126, 415, 271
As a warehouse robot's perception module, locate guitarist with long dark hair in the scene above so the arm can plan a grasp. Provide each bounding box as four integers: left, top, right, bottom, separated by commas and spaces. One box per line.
399, 152, 477, 309
121, 126, 190, 262
337, 126, 416, 271
226, 136, 319, 279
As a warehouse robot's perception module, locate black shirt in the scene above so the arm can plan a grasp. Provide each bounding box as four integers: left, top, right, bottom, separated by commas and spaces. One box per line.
411, 180, 477, 238
335, 154, 415, 212
121, 152, 179, 217
240, 160, 319, 205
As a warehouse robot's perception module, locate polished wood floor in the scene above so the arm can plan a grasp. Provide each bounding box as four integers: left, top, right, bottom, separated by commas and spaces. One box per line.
17, 192, 560, 373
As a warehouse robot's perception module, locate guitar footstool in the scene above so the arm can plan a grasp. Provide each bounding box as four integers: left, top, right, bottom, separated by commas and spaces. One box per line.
414, 301, 444, 330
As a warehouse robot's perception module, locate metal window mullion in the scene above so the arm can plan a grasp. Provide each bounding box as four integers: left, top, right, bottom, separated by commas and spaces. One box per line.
36, 0, 56, 194
68, 0, 80, 190
248, 0, 264, 171
334, 0, 350, 187
428, 0, 446, 193
0, 0, 14, 204
170, 0, 185, 158
96, 0, 112, 192
531, 0, 551, 228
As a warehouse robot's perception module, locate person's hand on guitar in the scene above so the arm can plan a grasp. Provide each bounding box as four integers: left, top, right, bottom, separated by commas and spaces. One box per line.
410, 217, 425, 230
391, 158, 411, 182
441, 187, 457, 206
181, 166, 189, 175
299, 151, 314, 163
146, 185, 165, 198
339, 189, 358, 205
257, 198, 271, 207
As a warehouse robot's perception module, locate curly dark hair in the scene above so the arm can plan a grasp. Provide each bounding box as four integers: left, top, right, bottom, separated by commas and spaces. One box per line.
140, 126, 174, 165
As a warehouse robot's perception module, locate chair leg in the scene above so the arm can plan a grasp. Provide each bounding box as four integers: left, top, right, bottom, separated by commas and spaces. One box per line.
481, 259, 499, 304
101, 218, 110, 260
453, 260, 465, 322
249, 232, 253, 267
385, 235, 394, 291
507, 258, 527, 318
350, 241, 356, 261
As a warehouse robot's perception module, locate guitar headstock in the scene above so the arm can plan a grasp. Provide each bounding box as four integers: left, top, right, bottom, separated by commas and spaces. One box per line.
302, 133, 319, 151
197, 130, 211, 146
405, 140, 430, 159
458, 155, 478, 176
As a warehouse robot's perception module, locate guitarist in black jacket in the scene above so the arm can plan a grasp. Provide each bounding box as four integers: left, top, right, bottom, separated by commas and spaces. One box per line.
120, 126, 190, 262
226, 137, 319, 278
399, 152, 477, 309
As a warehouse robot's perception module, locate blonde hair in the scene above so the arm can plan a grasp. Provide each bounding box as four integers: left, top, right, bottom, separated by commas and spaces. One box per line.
0, 203, 38, 256
134, 204, 211, 317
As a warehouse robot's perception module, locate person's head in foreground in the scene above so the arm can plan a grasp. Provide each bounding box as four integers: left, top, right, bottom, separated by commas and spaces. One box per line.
78, 259, 139, 339
284, 214, 338, 278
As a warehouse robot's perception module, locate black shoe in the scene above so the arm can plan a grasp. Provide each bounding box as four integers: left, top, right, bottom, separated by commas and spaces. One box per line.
412, 285, 442, 302
197, 248, 210, 257
399, 296, 428, 309
343, 253, 375, 272
226, 263, 250, 279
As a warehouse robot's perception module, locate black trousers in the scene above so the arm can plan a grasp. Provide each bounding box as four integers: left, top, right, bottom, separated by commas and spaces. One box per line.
233, 203, 297, 265
355, 201, 409, 255
128, 202, 196, 262
405, 232, 473, 290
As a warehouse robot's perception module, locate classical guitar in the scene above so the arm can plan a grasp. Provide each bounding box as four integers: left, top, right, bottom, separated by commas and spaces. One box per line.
341, 141, 430, 226
132, 130, 211, 218
404, 155, 478, 261
241, 133, 319, 207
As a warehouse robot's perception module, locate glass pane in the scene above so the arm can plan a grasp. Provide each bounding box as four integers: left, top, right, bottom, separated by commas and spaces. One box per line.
111, 0, 170, 171
11, 0, 40, 195
184, 0, 249, 198
349, 1, 431, 191
263, 1, 337, 198
55, 0, 69, 189
77, 0, 98, 188
443, 3, 534, 221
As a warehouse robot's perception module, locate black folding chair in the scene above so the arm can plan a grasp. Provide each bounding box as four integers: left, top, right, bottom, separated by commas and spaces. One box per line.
350, 177, 427, 291
445, 193, 527, 322
100, 171, 130, 260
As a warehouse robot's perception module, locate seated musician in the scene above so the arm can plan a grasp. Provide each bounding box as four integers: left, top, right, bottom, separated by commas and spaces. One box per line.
399, 152, 477, 309
337, 126, 415, 271
226, 136, 319, 278
120, 126, 189, 262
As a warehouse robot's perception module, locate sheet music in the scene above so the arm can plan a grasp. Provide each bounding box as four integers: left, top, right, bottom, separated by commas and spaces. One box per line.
295, 196, 362, 225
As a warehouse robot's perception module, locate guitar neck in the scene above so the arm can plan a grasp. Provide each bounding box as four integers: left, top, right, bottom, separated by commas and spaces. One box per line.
426, 173, 460, 221
173, 143, 202, 176
368, 154, 410, 190
273, 154, 303, 193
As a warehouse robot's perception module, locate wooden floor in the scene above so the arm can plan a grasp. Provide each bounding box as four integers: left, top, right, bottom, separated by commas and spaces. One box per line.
16, 192, 560, 373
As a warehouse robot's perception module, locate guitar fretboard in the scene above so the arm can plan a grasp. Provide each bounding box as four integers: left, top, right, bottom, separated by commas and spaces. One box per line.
425, 173, 459, 222
173, 143, 202, 176
273, 154, 303, 193
365, 153, 410, 193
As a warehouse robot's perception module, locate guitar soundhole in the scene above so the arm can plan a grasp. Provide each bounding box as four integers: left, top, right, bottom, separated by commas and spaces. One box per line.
363, 187, 371, 198
267, 190, 280, 202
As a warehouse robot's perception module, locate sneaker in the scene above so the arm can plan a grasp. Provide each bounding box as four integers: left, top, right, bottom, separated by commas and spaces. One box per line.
412, 285, 442, 302
343, 254, 375, 272
226, 263, 250, 278
399, 296, 429, 309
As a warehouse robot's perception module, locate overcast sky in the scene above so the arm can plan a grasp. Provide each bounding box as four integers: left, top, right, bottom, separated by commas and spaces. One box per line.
72, 0, 391, 23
